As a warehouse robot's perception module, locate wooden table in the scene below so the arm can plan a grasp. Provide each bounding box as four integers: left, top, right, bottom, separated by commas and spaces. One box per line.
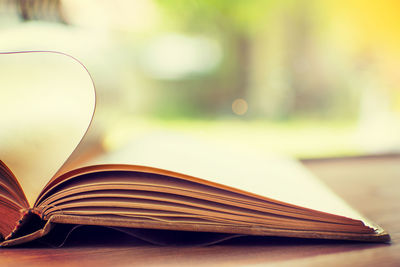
1, 155, 399, 266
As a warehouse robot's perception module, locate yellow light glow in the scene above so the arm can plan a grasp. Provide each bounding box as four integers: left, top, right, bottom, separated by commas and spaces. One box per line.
232, 98, 248, 115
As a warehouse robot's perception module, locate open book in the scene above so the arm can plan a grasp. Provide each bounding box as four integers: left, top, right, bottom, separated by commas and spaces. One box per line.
0, 51, 390, 247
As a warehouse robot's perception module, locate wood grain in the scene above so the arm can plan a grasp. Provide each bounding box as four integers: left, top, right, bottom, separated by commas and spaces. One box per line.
0, 155, 399, 267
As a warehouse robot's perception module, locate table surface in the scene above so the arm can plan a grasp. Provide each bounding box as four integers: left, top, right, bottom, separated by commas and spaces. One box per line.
1, 155, 399, 267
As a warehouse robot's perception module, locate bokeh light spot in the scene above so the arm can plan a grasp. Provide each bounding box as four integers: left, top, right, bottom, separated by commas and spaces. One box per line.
232, 98, 248, 115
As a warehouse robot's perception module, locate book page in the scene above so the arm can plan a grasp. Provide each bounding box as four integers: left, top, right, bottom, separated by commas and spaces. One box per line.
88, 130, 367, 223
0, 52, 95, 206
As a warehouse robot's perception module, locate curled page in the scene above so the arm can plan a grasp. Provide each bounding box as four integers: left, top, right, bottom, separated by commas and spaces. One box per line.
0, 51, 96, 206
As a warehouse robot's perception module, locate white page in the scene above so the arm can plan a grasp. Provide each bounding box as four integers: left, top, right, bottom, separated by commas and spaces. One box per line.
0, 52, 95, 205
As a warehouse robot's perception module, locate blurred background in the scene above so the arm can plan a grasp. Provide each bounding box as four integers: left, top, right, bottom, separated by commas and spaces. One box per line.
1, 0, 400, 158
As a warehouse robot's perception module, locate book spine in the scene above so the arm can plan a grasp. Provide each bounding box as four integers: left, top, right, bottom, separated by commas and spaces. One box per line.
5, 208, 37, 240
